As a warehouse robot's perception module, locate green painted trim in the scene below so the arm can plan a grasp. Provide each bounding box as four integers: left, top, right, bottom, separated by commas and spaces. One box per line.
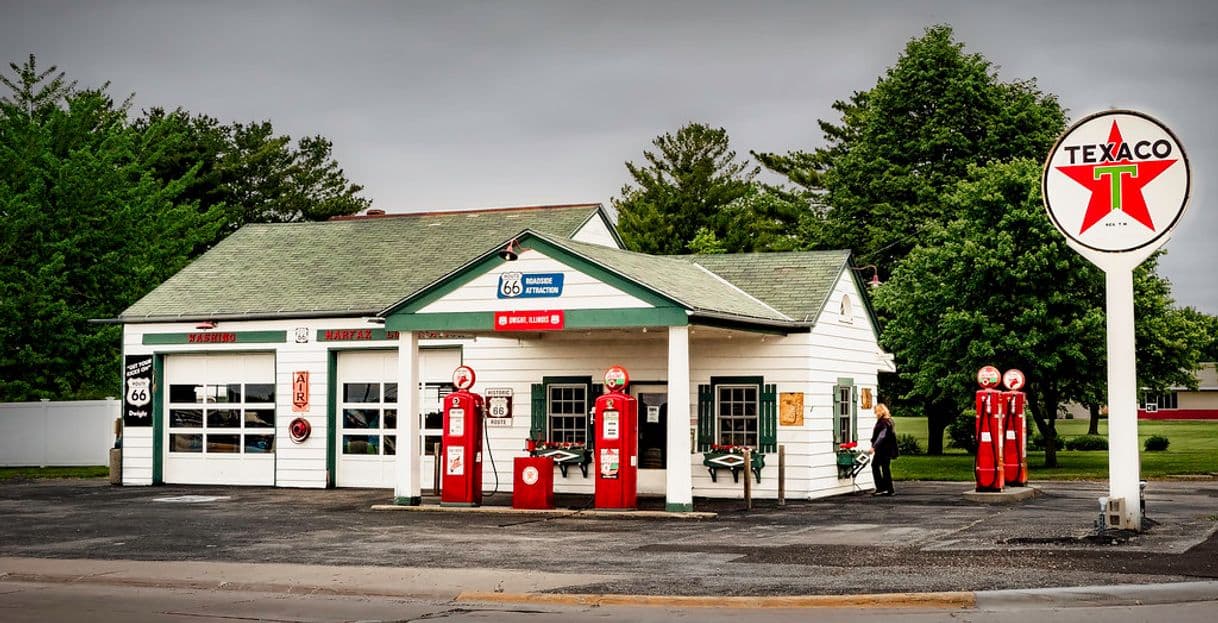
383, 231, 681, 318
316, 328, 401, 342
665, 502, 694, 513
689, 314, 806, 335
710, 376, 765, 388
836, 377, 855, 387
394, 496, 422, 506
326, 350, 338, 488
387, 312, 492, 332
520, 235, 676, 307
845, 259, 885, 343
386, 307, 688, 332
142, 330, 286, 345
152, 354, 164, 485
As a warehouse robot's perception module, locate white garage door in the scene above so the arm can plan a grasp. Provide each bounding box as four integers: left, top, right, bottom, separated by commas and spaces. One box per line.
336, 348, 460, 488
163, 353, 277, 486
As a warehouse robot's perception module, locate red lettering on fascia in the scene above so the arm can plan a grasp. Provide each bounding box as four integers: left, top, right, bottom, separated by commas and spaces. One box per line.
188, 332, 237, 343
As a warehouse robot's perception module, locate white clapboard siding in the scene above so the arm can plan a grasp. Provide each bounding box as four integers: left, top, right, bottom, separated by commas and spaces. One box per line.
570, 213, 621, 248
418, 249, 652, 314
120, 267, 892, 499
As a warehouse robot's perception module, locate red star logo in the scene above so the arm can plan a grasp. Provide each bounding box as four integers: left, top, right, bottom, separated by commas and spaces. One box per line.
1055, 122, 1177, 234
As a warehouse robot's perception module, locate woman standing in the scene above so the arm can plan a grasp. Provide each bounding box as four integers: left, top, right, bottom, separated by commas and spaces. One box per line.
868, 403, 898, 496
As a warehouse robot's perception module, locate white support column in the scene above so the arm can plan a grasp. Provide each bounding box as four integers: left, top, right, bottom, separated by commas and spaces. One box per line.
665, 325, 693, 512
1106, 267, 1142, 530
394, 331, 422, 505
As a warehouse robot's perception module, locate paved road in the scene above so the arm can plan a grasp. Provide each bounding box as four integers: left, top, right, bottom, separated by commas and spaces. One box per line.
1, 478, 1217, 595
1, 581, 1216, 623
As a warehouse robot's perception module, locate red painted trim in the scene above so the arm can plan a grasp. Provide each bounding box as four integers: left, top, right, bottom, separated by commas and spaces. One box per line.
1137, 408, 1218, 420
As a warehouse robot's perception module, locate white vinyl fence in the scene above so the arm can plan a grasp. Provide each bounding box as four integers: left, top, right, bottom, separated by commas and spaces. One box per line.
0, 399, 119, 467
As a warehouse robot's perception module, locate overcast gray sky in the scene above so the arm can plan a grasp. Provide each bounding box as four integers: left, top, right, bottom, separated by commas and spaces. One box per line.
4, 0, 1216, 313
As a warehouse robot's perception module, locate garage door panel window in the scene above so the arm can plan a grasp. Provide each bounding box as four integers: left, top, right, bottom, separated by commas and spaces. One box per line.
343, 434, 381, 455
170, 409, 203, 428
206, 434, 240, 453
421, 383, 453, 456
344, 383, 380, 403
244, 435, 274, 453
170, 433, 202, 452
340, 382, 396, 456
167, 382, 277, 454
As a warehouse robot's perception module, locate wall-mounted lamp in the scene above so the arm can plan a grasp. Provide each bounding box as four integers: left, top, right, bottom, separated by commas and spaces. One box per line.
851, 264, 882, 288
499, 240, 520, 262
196, 320, 217, 330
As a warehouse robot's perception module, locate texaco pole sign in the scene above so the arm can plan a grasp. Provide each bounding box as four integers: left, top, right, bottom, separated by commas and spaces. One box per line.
1042, 110, 1191, 531
1043, 110, 1190, 253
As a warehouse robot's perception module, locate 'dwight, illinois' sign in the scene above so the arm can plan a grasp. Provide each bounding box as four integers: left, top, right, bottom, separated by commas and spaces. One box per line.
1042, 110, 1190, 253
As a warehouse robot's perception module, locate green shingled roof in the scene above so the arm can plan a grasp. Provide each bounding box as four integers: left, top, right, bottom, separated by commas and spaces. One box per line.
122, 204, 855, 331
681, 251, 851, 323
120, 204, 609, 321
533, 234, 793, 322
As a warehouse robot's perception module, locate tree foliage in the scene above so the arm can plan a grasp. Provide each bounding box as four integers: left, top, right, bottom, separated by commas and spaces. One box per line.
137, 109, 371, 248
0, 56, 370, 400
875, 159, 1207, 466
756, 24, 1066, 269
615, 122, 804, 254
0, 59, 225, 399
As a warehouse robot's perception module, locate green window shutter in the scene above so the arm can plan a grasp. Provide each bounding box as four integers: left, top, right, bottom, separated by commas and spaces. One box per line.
530, 383, 546, 441
760, 383, 777, 453
832, 385, 844, 445
697, 384, 713, 451
851, 385, 859, 443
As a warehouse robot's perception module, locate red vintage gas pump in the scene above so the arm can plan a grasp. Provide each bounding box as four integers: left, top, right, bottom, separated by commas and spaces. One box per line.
974, 365, 1006, 493
594, 365, 638, 510
1002, 369, 1029, 487
441, 365, 484, 506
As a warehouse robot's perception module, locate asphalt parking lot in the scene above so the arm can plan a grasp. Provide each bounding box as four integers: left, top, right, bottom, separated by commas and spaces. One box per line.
2, 478, 1216, 596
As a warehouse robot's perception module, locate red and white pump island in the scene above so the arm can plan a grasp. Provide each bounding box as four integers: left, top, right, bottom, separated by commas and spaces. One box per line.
594, 365, 638, 510
441, 365, 484, 506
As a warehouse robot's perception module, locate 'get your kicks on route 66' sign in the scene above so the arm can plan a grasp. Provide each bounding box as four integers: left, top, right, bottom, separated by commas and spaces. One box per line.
1042, 109, 1190, 254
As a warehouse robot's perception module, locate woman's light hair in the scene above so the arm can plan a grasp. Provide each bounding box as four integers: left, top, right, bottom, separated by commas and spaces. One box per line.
875, 403, 891, 419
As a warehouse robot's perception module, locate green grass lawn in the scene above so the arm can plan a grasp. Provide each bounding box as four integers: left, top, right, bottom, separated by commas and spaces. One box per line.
0, 466, 109, 481
891, 416, 1218, 481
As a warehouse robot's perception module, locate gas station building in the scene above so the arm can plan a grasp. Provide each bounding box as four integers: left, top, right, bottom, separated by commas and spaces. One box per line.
116, 204, 895, 511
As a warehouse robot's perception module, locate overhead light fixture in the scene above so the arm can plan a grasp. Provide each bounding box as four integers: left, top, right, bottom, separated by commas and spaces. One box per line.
851, 264, 882, 288
196, 321, 217, 330
365, 317, 386, 325
499, 240, 520, 262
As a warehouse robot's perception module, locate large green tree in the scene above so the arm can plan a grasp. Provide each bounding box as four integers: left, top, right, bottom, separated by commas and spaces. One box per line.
137, 109, 371, 248
756, 24, 1066, 268
875, 159, 1207, 466
0, 58, 225, 400
614, 122, 793, 254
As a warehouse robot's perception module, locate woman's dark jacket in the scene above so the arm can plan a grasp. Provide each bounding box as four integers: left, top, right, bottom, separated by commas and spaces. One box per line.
871, 418, 899, 460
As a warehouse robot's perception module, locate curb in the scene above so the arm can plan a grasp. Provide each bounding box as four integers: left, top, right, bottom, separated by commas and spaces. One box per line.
370, 504, 718, 520
456, 590, 976, 609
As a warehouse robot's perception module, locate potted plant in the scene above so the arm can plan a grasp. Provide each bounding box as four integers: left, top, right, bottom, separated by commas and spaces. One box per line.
527, 439, 592, 478
836, 441, 861, 479
702, 444, 764, 484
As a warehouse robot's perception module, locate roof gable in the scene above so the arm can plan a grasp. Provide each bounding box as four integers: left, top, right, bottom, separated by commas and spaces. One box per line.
120, 204, 608, 321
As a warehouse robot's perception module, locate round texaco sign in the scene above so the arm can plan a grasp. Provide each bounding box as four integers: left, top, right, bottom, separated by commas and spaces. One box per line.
1042, 110, 1190, 253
